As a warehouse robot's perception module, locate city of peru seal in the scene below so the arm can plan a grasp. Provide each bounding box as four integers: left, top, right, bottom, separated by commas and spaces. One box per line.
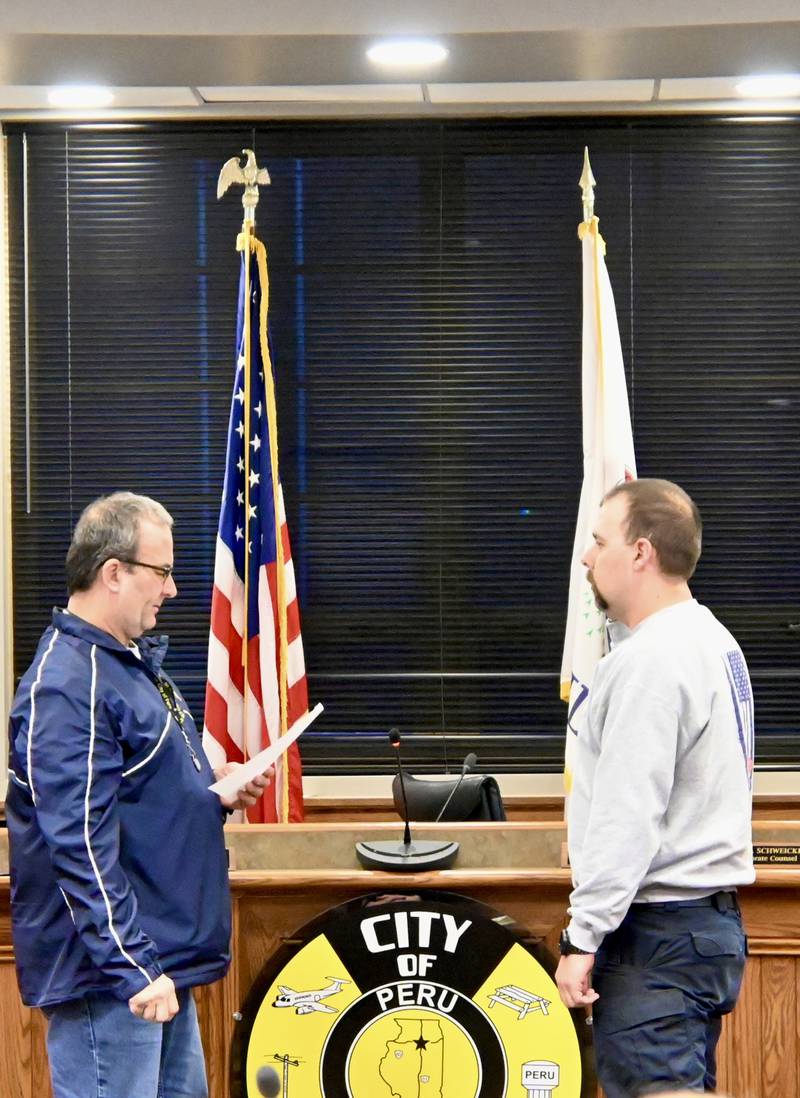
239, 892, 582, 1098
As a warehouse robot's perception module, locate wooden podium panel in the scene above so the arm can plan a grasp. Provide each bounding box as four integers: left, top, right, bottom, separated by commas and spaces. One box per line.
211, 867, 586, 1097
2, 821, 800, 1097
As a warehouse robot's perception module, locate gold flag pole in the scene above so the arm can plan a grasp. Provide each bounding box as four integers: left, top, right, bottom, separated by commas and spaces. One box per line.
253, 239, 291, 820
218, 150, 271, 763
579, 147, 606, 397
579, 145, 596, 224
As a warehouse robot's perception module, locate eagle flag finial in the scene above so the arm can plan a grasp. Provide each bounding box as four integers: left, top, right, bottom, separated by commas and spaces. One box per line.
217, 148, 271, 225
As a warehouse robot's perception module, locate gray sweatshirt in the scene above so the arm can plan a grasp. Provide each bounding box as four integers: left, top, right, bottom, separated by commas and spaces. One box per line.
566, 599, 755, 954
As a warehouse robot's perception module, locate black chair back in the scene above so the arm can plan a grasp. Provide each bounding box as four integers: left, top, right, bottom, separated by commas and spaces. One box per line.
392, 772, 506, 822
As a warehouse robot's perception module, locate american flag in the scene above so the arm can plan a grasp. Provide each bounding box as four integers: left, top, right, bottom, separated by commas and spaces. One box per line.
203, 232, 307, 822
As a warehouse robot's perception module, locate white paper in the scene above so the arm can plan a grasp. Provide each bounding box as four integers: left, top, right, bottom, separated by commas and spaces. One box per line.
208, 702, 324, 800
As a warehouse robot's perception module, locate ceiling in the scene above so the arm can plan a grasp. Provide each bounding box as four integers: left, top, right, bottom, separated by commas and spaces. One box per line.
2, 1, 800, 118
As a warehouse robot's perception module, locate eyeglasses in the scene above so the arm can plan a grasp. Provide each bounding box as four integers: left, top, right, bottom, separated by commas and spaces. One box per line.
116, 558, 175, 582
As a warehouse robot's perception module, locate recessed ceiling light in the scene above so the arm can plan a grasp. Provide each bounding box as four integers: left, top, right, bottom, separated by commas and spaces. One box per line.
47, 85, 115, 108
735, 74, 800, 98
366, 40, 449, 69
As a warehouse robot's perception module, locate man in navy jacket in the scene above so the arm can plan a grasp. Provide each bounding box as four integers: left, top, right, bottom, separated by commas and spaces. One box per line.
7, 492, 271, 1098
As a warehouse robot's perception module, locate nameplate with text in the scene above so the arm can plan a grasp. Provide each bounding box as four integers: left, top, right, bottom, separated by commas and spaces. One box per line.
753, 844, 800, 865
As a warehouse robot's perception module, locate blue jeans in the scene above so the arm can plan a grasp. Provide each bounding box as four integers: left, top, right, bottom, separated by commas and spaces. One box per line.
591, 894, 746, 1098
43, 987, 209, 1098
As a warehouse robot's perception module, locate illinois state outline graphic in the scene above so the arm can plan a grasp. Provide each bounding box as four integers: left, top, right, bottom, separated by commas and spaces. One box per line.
379, 1018, 444, 1097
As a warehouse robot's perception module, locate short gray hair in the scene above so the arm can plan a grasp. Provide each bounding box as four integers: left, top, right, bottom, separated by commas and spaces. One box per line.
65, 492, 173, 594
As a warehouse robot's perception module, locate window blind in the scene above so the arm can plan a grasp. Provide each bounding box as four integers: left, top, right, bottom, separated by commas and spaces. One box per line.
7, 118, 799, 774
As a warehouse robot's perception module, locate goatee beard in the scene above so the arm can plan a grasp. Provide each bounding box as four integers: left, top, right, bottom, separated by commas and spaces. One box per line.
588, 574, 608, 612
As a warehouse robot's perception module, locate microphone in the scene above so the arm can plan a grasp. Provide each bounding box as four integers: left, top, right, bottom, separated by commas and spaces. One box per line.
435, 752, 478, 823
255, 1065, 281, 1096
354, 728, 460, 872
390, 727, 412, 846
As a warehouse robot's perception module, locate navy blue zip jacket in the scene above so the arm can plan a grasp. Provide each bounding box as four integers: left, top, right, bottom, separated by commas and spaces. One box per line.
6, 609, 231, 1007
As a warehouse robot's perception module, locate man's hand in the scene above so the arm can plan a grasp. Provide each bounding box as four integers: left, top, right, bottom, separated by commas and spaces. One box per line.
556, 953, 599, 1008
214, 763, 274, 810
129, 973, 179, 1023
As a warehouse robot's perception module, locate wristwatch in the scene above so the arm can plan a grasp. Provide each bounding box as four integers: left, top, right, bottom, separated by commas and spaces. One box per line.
559, 929, 592, 956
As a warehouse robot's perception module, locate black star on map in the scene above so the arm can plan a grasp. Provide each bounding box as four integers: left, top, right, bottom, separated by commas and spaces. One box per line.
414, 1036, 429, 1050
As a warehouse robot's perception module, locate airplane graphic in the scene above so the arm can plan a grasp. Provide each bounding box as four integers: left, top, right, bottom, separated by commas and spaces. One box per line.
272, 977, 350, 1015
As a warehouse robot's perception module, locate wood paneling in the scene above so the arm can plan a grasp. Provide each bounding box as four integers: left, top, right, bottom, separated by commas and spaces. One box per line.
3, 833, 800, 1097
29, 1008, 51, 1098
195, 972, 237, 1098
302, 794, 800, 825
303, 795, 569, 823
0, 961, 32, 1098
722, 959, 761, 1098
761, 956, 797, 1096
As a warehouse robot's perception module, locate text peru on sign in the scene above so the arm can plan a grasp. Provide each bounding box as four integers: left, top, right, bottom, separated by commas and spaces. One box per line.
239, 893, 582, 1097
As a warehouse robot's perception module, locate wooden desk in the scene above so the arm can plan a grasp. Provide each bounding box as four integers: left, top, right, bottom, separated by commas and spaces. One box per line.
2, 821, 800, 1098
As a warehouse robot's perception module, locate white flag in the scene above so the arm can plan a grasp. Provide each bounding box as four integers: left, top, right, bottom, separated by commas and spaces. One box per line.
560, 213, 636, 791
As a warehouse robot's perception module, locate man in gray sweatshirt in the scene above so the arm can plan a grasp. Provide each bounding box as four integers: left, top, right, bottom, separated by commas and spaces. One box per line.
556, 478, 753, 1098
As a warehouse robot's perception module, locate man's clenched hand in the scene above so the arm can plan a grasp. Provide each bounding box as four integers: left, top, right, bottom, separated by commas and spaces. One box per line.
129, 973, 179, 1023
556, 953, 599, 1008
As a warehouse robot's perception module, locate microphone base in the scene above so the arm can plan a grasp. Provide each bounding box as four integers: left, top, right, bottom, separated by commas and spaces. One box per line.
355, 839, 460, 872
